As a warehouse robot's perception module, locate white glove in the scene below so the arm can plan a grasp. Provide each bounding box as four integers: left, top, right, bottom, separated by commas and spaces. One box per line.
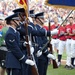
51, 29, 58, 35
47, 54, 56, 60
30, 47, 34, 54
25, 59, 35, 66
23, 42, 26, 47
36, 50, 42, 57
23, 41, 32, 46
23, 41, 28, 47
29, 41, 32, 46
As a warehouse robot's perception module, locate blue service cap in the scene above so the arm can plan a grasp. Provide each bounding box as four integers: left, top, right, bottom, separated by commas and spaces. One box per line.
35, 12, 44, 19
30, 14, 35, 18
5, 13, 19, 21
13, 8, 25, 13
29, 10, 34, 14
29, 10, 35, 18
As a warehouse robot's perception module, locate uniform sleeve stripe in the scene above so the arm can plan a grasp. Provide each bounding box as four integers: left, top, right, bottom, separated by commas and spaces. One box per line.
44, 49, 48, 53
45, 29, 47, 36
28, 25, 33, 29
19, 55, 25, 61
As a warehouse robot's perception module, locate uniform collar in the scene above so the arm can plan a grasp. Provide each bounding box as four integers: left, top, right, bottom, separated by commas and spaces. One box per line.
10, 26, 17, 33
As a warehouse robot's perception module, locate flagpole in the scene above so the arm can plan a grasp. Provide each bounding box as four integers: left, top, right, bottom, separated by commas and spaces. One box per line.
26, 0, 29, 17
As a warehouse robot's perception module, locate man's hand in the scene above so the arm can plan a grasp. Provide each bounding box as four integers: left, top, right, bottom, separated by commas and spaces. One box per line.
36, 50, 42, 57
25, 59, 35, 66
51, 29, 58, 35
47, 54, 56, 60
30, 47, 34, 54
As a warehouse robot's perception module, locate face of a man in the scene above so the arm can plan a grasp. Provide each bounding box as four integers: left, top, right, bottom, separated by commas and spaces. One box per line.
33, 19, 37, 25
69, 17, 73, 24
10, 20, 19, 28
54, 17, 58, 23
35, 18, 44, 25
18, 12, 26, 21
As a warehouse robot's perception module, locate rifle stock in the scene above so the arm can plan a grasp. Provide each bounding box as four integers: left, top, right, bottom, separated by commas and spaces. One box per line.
31, 66, 39, 75
48, 18, 58, 69
49, 43, 58, 68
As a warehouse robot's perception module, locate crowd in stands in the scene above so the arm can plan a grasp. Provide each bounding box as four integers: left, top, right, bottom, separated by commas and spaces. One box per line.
0, 0, 75, 25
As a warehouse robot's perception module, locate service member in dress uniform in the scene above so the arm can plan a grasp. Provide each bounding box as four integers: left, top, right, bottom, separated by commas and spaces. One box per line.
13, 8, 29, 75
34, 12, 56, 75
5, 13, 35, 75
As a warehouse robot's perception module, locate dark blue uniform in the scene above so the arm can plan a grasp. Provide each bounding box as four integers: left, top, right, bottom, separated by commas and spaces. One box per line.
28, 23, 50, 75
5, 27, 27, 75
16, 23, 29, 75
36, 24, 50, 75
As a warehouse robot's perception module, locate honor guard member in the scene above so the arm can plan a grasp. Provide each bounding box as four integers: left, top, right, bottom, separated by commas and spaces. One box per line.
0, 18, 8, 75
13, 7, 28, 60
13, 8, 28, 75
35, 12, 56, 75
65, 17, 74, 69
5, 13, 35, 75
57, 21, 67, 67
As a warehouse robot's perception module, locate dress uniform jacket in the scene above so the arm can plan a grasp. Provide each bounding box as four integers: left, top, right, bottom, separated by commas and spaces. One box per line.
36, 24, 49, 75
36, 24, 49, 61
5, 27, 26, 69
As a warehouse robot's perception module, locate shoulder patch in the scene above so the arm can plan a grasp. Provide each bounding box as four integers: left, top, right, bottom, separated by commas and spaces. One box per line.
9, 39, 15, 42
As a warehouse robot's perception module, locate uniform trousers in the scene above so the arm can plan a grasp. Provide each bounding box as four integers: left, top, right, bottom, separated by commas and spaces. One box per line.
66, 39, 72, 66
7, 68, 22, 75
58, 40, 66, 55
37, 58, 48, 75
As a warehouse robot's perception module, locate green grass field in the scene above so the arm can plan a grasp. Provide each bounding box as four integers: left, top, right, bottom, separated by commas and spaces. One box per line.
47, 50, 75, 75
47, 65, 75, 75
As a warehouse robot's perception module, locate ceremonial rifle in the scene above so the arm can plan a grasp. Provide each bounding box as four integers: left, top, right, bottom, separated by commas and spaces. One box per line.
23, 10, 39, 75
48, 18, 58, 68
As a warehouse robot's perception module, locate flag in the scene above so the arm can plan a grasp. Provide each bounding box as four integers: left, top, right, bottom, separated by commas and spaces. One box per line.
16, 0, 28, 17
45, 0, 75, 9
19, 0, 27, 5
16, 0, 28, 9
